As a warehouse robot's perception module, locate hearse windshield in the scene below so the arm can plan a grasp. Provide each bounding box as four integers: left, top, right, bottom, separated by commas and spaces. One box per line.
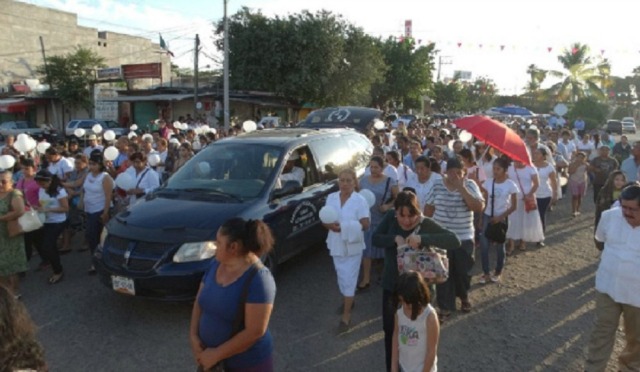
165, 142, 283, 200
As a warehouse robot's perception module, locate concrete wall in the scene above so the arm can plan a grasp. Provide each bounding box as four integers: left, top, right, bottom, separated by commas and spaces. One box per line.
0, 0, 170, 91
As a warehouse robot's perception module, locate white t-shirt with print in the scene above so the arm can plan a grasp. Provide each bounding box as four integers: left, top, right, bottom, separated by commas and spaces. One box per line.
482, 178, 519, 217
38, 187, 68, 223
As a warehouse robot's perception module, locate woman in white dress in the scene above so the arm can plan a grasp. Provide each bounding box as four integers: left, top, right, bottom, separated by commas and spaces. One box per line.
532, 148, 557, 246
322, 168, 370, 332
506, 159, 544, 254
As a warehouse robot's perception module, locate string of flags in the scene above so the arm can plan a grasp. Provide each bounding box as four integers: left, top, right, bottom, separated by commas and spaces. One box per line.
394, 36, 635, 55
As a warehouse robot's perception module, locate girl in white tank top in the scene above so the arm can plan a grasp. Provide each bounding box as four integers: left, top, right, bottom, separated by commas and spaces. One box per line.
392, 272, 440, 372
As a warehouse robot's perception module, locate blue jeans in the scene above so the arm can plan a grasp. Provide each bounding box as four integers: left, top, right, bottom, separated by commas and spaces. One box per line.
480, 214, 505, 275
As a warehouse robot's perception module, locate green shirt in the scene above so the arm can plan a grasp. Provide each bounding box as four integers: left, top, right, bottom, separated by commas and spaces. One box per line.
372, 210, 461, 292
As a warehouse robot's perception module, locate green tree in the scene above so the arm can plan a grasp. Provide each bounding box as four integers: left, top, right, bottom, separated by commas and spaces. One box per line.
37, 47, 106, 117
567, 96, 608, 130
526, 64, 547, 92
370, 37, 436, 111
548, 43, 606, 103
459, 77, 498, 113
432, 81, 463, 112
215, 8, 385, 106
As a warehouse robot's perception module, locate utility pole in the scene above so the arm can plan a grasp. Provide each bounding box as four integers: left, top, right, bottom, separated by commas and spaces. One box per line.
194, 34, 200, 118
39, 36, 60, 129
437, 55, 452, 82
223, 0, 230, 132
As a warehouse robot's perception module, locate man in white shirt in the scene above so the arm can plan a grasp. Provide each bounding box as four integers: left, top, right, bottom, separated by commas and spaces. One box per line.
557, 130, 576, 162
83, 134, 104, 157
277, 151, 304, 188
404, 156, 441, 211
45, 147, 73, 180
586, 185, 640, 371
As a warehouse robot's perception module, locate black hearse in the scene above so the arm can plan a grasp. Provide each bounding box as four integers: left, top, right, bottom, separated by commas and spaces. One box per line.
298, 106, 383, 134
94, 128, 372, 300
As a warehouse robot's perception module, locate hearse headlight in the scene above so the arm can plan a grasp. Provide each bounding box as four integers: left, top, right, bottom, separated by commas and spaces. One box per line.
173, 241, 217, 263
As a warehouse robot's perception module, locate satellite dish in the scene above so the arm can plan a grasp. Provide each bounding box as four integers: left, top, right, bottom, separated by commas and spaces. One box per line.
554, 103, 568, 116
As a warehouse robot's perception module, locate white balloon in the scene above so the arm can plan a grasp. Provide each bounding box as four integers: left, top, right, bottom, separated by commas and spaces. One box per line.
173, 121, 181, 128
103, 130, 116, 141
130, 124, 138, 131
373, 119, 385, 130
192, 140, 202, 151
148, 153, 161, 166
169, 138, 180, 145
242, 120, 257, 133
92, 124, 103, 134
14, 140, 28, 153
197, 161, 210, 175
0, 155, 16, 169
128, 132, 137, 139
74, 128, 86, 138
142, 134, 153, 142
459, 130, 472, 143
36, 142, 51, 154
25, 138, 37, 152
209, 128, 217, 134
103, 146, 119, 161
319, 206, 339, 224
16, 133, 30, 143
358, 189, 376, 208
115, 173, 135, 190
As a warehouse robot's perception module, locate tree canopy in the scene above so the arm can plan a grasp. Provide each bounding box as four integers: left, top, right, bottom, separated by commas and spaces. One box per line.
215, 8, 435, 110
37, 47, 105, 116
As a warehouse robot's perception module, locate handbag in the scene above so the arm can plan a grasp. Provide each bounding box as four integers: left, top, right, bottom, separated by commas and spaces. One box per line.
7, 190, 44, 238
484, 180, 508, 243
514, 167, 537, 212
396, 220, 449, 284
196, 262, 262, 372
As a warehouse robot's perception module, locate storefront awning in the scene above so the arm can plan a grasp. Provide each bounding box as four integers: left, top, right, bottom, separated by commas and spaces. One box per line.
102, 93, 213, 102
0, 98, 34, 113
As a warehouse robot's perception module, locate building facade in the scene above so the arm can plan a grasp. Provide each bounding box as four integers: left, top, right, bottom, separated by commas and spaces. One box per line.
0, 0, 171, 127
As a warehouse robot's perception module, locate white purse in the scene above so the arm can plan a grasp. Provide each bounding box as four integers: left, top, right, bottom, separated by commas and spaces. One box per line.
18, 209, 45, 232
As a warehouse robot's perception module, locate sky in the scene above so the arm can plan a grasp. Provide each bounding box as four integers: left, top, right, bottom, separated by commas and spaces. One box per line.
21, 0, 640, 95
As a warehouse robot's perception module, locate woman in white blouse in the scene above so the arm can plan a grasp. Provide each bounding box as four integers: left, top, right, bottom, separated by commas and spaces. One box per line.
323, 168, 370, 333
124, 151, 160, 203
506, 159, 544, 253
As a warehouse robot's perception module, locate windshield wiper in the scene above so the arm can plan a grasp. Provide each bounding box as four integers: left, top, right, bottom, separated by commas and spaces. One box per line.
180, 188, 244, 202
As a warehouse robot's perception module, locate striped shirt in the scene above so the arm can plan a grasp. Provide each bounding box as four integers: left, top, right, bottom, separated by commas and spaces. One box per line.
425, 178, 484, 241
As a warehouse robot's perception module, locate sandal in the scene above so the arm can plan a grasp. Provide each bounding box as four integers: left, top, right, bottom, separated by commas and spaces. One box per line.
48, 272, 64, 285
506, 246, 515, 256
461, 300, 472, 313
337, 320, 351, 334
356, 283, 370, 292
438, 310, 451, 324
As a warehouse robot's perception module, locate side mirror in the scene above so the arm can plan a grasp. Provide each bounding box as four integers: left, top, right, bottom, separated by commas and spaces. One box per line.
272, 180, 302, 199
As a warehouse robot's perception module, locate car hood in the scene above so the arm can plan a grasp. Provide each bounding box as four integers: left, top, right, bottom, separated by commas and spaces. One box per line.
107, 196, 249, 243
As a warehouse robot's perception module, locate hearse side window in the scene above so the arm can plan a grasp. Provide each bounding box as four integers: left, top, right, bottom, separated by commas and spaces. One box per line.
345, 133, 373, 171
291, 146, 320, 187
309, 137, 351, 182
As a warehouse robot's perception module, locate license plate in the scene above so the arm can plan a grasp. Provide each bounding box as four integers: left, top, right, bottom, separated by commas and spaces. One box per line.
111, 275, 135, 296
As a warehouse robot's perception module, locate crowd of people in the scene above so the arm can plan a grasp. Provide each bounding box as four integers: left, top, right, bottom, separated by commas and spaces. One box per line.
0, 113, 639, 371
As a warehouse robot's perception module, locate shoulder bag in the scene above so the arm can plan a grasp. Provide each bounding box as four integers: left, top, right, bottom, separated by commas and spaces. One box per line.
7, 190, 44, 238
514, 168, 537, 212
197, 262, 263, 372
396, 219, 449, 284
484, 180, 508, 243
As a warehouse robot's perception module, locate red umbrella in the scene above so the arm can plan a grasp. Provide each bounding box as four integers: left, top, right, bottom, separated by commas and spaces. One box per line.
453, 115, 531, 165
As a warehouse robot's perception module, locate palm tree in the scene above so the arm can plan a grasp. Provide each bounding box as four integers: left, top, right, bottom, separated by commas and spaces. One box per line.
526, 64, 547, 91
548, 43, 606, 103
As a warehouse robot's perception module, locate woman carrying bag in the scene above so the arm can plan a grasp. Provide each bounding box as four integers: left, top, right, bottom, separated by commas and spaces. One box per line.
372, 191, 460, 372
479, 158, 519, 284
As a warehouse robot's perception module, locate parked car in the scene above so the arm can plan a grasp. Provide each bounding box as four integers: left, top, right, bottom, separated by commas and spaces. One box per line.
0, 121, 59, 142
606, 120, 623, 135
66, 119, 129, 138
621, 117, 637, 134
94, 127, 373, 300
298, 106, 383, 134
